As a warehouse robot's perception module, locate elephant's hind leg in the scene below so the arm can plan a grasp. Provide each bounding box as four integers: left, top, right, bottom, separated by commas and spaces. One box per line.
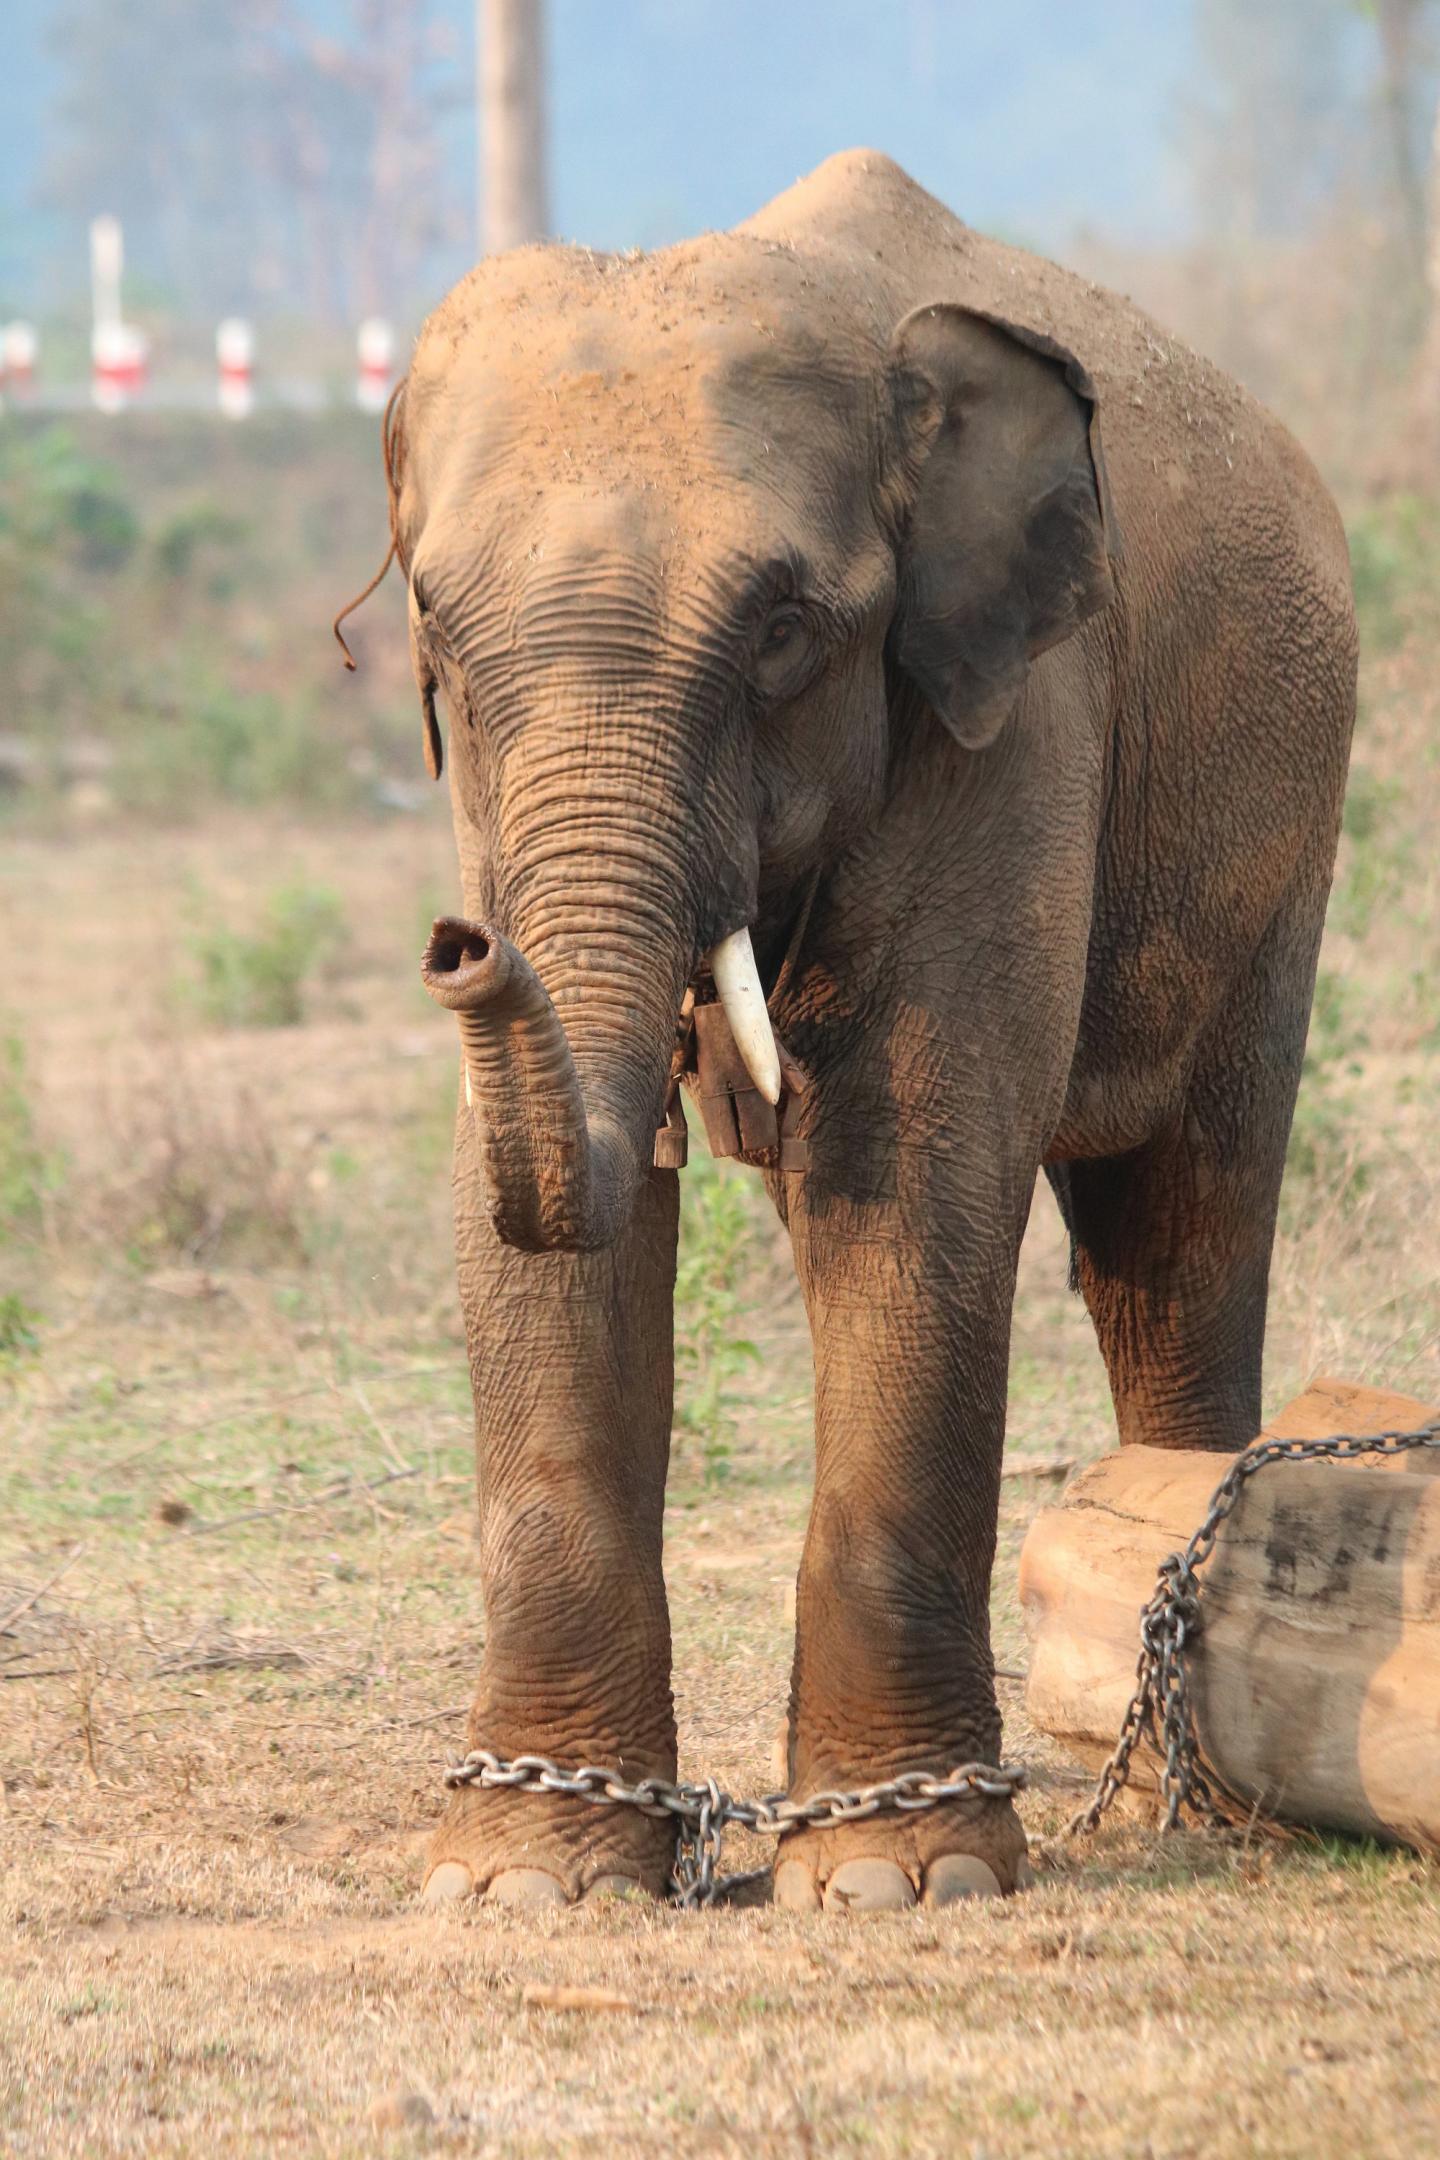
1065, 888, 1327, 1454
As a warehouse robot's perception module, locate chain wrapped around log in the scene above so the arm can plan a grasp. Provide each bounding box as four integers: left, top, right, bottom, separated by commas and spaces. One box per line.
1023, 1380, 1440, 1852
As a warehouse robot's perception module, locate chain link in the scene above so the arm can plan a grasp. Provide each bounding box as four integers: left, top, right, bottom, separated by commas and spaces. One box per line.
444, 1747, 1027, 1907
445, 1424, 1440, 1899
1067, 1420, 1440, 1838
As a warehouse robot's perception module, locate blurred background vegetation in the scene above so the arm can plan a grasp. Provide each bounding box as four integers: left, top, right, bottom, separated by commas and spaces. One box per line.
4, 0, 1440, 1460
0, 415, 417, 818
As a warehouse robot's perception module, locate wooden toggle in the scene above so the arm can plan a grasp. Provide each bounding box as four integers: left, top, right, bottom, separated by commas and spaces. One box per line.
691, 1000, 777, 1159
652, 1077, 689, 1169
653, 989, 809, 1175
686, 1002, 810, 1171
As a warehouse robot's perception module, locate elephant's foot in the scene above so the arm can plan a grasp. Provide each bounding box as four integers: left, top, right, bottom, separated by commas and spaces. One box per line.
422, 1778, 675, 1909
771, 1794, 1032, 1913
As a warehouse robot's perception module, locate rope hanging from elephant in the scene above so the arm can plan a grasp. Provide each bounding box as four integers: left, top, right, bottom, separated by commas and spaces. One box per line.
331, 376, 410, 670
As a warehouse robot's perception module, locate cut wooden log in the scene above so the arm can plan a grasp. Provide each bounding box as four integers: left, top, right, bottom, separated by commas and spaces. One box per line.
1018, 1380, 1440, 1850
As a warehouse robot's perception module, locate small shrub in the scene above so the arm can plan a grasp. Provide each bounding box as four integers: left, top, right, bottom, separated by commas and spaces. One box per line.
0, 1033, 64, 1235
114, 686, 349, 816
674, 1152, 764, 1482
90, 1058, 304, 1266
185, 882, 345, 1029
0, 1293, 41, 1370
1347, 495, 1440, 654
151, 501, 247, 586
24, 431, 140, 573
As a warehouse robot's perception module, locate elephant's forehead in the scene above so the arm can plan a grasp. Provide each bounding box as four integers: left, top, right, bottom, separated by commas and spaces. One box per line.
413, 262, 875, 499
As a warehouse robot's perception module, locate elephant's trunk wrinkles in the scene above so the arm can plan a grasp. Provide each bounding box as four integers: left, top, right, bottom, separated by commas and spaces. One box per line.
421, 915, 639, 1253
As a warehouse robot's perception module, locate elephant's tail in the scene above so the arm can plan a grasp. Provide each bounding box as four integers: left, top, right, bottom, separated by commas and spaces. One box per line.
1043, 1162, 1081, 1296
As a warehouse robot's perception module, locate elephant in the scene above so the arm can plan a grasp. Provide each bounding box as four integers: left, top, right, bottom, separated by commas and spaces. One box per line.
377, 150, 1356, 1914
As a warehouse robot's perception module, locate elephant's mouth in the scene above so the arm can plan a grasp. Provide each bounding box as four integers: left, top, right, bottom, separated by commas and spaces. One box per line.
421, 915, 781, 1254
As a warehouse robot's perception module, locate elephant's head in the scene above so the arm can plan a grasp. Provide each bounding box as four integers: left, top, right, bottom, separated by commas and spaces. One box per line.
396, 238, 1115, 1253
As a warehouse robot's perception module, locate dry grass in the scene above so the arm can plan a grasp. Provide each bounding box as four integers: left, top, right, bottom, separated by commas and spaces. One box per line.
3, 621, 1440, 2154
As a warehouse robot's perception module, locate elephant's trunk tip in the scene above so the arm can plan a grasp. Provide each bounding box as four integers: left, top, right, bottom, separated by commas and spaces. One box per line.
421, 915, 506, 1011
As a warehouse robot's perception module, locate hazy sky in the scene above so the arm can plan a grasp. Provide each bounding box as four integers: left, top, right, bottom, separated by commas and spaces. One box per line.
544, 0, 1191, 251
0, 1, 1193, 304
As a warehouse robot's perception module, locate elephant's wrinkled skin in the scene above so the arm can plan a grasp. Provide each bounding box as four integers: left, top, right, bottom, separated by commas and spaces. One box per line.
391, 153, 1356, 1911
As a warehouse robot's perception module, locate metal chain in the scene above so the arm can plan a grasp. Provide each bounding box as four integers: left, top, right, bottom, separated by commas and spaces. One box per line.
445, 1425, 1440, 1897
1068, 1420, 1440, 1839
444, 1747, 1026, 1908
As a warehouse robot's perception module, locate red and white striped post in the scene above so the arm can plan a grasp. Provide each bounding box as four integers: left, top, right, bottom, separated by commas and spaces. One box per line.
356, 317, 394, 412
90, 217, 147, 412
92, 321, 148, 414
216, 318, 255, 419
2, 322, 38, 399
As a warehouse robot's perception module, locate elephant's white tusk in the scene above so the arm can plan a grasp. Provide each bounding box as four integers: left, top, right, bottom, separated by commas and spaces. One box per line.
707, 927, 782, 1106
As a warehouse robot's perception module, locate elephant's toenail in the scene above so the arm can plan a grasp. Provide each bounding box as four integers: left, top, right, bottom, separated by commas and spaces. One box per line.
773, 1860, 821, 1912
822, 1858, 916, 1912
422, 1860, 475, 1904
488, 1867, 569, 1909
923, 1855, 1003, 1906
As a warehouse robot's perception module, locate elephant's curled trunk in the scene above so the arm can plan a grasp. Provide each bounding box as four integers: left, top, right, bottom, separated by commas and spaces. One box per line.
421, 916, 638, 1253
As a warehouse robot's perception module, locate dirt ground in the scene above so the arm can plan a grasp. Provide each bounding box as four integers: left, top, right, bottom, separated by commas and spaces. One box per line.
3, 803, 1440, 2158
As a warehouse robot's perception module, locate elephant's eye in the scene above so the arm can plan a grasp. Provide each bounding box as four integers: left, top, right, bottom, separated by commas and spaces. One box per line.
754, 605, 816, 693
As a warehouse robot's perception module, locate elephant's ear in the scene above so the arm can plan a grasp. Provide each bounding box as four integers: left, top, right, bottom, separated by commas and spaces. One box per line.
332, 373, 442, 780
888, 303, 1118, 751
406, 602, 444, 783
388, 378, 443, 783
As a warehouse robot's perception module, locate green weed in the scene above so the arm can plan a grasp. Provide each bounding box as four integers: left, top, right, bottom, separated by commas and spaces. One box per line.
184, 882, 345, 1029
674, 1152, 765, 1483
1306, 1832, 1413, 1881
1284, 966, 1370, 1214
1329, 766, 1408, 942
0, 1292, 41, 1370
0, 1033, 64, 1236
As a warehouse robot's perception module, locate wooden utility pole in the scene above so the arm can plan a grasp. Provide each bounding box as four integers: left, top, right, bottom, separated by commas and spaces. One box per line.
478, 0, 549, 256
1376, 0, 1428, 279
1413, 82, 1440, 471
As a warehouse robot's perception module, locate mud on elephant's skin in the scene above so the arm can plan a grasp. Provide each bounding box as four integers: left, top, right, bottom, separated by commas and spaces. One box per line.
383, 151, 1356, 1912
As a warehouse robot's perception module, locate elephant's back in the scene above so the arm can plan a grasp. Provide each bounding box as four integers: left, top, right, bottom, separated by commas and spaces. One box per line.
742, 150, 1352, 616
743, 150, 1268, 452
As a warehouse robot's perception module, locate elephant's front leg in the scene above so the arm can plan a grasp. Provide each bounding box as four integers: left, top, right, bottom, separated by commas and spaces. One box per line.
774, 1100, 1033, 1913
424, 1101, 680, 1908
